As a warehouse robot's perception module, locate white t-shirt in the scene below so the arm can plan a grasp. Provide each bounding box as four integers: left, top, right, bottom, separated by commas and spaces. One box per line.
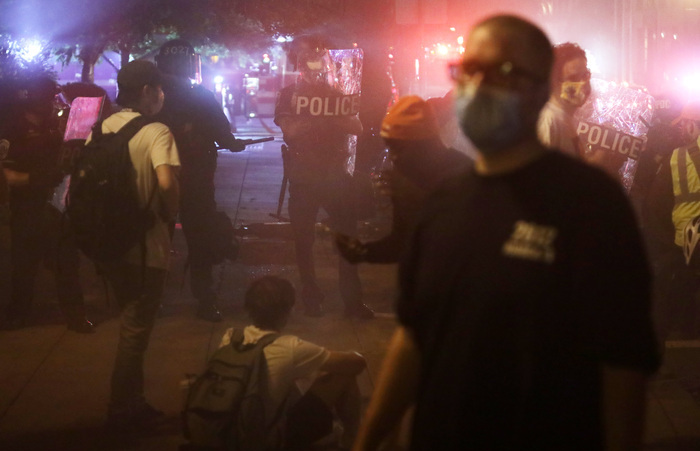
538, 99, 580, 157
88, 110, 180, 269
219, 326, 330, 418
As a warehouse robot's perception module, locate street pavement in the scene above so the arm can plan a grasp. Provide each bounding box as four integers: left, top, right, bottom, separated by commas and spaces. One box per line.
1, 115, 700, 450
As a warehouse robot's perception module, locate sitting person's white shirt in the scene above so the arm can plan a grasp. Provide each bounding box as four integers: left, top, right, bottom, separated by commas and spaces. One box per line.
219, 325, 329, 422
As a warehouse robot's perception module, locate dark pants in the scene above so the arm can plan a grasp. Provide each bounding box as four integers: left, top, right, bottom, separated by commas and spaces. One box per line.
100, 261, 166, 412
6, 203, 84, 320
288, 173, 362, 309
654, 248, 700, 340
285, 373, 361, 450
180, 153, 218, 305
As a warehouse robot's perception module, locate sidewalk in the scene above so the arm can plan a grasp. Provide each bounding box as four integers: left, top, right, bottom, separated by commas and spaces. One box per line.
0, 117, 699, 450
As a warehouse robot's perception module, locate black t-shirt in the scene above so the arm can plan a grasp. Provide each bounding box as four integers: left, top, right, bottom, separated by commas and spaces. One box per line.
1, 114, 62, 208
157, 79, 231, 162
398, 151, 659, 450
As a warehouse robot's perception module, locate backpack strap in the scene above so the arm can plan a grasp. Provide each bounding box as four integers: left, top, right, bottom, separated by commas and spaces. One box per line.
117, 115, 155, 140
91, 120, 104, 141
230, 329, 280, 351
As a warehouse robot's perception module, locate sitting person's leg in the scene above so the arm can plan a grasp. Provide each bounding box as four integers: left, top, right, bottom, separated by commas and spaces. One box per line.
286, 372, 361, 449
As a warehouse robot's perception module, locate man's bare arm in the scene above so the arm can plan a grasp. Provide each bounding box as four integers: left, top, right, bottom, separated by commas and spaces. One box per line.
352, 326, 421, 451
3, 168, 29, 187
155, 164, 179, 221
601, 364, 649, 451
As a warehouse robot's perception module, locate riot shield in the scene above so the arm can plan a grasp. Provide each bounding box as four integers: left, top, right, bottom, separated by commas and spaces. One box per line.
292, 48, 363, 176
575, 79, 654, 191
330, 48, 364, 175
50, 96, 104, 212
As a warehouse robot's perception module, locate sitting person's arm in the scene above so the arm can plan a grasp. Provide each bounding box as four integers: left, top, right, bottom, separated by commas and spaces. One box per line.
319, 350, 367, 376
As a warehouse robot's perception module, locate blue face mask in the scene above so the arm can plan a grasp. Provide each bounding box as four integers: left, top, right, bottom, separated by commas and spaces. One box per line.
454, 86, 525, 154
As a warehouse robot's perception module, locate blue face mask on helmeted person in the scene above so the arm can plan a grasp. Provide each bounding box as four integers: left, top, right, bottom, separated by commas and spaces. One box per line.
454, 85, 525, 154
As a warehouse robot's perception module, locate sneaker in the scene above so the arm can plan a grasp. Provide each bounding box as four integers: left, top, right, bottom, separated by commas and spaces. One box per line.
344, 303, 375, 319
196, 303, 223, 322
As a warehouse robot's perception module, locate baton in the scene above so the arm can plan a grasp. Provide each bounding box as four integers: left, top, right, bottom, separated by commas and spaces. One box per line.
240, 137, 275, 146
218, 137, 275, 152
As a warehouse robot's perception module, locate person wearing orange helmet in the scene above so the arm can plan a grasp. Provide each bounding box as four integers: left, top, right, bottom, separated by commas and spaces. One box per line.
336, 95, 470, 264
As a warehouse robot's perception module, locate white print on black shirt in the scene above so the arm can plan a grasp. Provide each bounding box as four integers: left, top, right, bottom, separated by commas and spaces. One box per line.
502, 220, 558, 264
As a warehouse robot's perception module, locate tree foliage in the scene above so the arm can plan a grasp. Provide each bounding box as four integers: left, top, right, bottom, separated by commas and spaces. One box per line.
1, 0, 365, 82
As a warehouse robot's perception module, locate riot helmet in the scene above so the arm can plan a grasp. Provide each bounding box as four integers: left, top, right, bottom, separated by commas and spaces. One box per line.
297, 48, 334, 86
155, 39, 202, 83
17, 76, 68, 132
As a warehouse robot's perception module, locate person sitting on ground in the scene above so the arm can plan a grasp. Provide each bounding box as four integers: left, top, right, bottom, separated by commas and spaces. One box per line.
220, 275, 367, 449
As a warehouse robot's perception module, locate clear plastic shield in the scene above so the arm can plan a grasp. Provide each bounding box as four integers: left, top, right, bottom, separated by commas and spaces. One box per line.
51, 96, 104, 212
330, 48, 363, 175
575, 79, 655, 191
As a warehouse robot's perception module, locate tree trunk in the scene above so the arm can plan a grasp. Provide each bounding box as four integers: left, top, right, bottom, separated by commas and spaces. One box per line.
80, 61, 95, 83
78, 44, 101, 84
119, 42, 132, 70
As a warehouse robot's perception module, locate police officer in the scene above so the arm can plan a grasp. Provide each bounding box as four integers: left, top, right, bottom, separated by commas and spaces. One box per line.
1, 76, 93, 332
274, 45, 373, 318
155, 39, 245, 322
647, 100, 700, 341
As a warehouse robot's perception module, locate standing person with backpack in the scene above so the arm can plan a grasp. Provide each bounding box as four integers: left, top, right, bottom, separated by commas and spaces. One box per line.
85, 60, 180, 431
155, 39, 246, 323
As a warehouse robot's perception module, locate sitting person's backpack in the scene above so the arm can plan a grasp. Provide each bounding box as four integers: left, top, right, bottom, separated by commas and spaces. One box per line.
66, 116, 156, 262
182, 329, 284, 451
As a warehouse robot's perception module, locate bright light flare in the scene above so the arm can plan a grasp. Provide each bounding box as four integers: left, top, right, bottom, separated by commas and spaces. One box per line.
682, 73, 700, 93
436, 44, 449, 56
17, 39, 43, 62
213, 75, 224, 84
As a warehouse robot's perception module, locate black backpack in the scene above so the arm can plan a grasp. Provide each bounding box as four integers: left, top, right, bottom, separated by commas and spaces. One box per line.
182, 330, 285, 451
66, 116, 156, 262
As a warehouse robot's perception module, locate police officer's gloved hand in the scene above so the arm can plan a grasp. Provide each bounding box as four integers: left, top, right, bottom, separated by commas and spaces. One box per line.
335, 233, 368, 264
220, 136, 247, 153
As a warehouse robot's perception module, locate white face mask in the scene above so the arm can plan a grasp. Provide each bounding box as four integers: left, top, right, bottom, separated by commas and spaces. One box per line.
560, 81, 588, 107
453, 84, 526, 154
